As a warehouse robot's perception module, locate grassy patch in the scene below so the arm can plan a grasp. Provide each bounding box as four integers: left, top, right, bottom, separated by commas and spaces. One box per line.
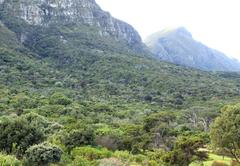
190, 153, 232, 166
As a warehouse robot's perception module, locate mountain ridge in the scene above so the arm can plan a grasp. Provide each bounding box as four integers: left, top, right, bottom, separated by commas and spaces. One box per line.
145, 27, 240, 71
0, 0, 146, 52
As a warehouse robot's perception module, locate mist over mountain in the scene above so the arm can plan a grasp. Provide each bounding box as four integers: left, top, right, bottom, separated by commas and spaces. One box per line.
145, 27, 240, 71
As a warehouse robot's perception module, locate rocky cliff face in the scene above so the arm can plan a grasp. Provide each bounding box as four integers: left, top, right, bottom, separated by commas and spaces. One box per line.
0, 0, 142, 46
145, 27, 240, 71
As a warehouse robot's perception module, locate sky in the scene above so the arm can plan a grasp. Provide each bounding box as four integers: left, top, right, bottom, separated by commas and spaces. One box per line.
96, 0, 240, 60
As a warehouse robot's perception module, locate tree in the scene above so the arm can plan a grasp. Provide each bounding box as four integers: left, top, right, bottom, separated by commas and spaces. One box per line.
162, 136, 207, 166
182, 107, 218, 132
95, 126, 124, 151
25, 142, 62, 166
0, 117, 45, 157
49, 93, 72, 106
22, 112, 62, 135
144, 112, 176, 150
210, 104, 240, 162
63, 128, 95, 151
122, 124, 150, 153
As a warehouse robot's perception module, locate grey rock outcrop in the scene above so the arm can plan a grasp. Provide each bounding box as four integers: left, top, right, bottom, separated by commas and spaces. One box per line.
0, 0, 142, 46
145, 27, 240, 71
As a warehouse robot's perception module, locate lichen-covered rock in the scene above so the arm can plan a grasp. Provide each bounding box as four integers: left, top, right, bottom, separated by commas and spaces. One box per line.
0, 0, 142, 46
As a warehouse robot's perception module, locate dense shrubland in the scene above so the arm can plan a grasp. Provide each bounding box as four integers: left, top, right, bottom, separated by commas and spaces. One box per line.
0, 86, 240, 165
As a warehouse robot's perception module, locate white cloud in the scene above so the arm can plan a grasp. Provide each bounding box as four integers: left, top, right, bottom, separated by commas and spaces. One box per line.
96, 0, 240, 60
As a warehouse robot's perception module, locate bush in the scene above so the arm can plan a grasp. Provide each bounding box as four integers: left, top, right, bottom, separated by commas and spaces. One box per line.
25, 142, 62, 166
63, 128, 95, 150
162, 136, 207, 166
95, 126, 124, 150
132, 154, 147, 163
113, 150, 131, 162
99, 158, 122, 166
0, 117, 45, 156
22, 112, 62, 134
71, 156, 98, 166
92, 103, 113, 113
50, 93, 72, 106
0, 153, 21, 166
71, 146, 112, 160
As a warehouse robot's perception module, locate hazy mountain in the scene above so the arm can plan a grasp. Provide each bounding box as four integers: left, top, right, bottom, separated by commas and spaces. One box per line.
145, 27, 240, 71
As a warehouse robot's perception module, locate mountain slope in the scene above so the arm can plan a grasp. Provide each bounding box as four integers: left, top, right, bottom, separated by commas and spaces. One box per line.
0, 0, 148, 53
0, 0, 239, 109
145, 27, 240, 71
1, 1, 240, 165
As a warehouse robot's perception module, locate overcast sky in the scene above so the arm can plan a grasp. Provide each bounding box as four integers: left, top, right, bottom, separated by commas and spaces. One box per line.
96, 0, 240, 60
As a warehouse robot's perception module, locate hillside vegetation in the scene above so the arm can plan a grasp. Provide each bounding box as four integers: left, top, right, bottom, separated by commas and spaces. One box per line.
0, 0, 240, 165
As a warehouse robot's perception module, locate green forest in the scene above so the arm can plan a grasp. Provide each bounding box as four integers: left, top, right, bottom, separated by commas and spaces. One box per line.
1, 0, 240, 166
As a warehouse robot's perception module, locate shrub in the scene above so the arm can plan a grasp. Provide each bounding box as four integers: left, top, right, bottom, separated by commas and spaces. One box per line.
25, 142, 62, 166
92, 103, 113, 113
0, 153, 21, 166
132, 154, 147, 163
71, 146, 112, 160
0, 117, 45, 156
99, 158, 122, 166
113, 150, 131, 162
71, 156, 98, 166
50, 93, 72, 106
63, 128, 95, 150
22, 112, 62, 134
162, 136, 207, 166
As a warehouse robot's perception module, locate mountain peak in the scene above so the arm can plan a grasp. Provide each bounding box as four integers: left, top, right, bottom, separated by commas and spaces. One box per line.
173, 27, 192, 37
158, 27, 193, 38
145, 27, 240, 71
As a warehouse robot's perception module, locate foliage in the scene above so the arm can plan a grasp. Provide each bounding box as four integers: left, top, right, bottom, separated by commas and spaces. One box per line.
1, 3, 240, 165
0, 153, 21, 166
0, 117, 45, 156
25, 142, 62, 166
99, 158, 123, 166
22, 112, 62, 134
71, 156, 98, 166
63, 128, 95, 151
210, 104, 240, 162
49, 93, 72, 106
122, 124, 151, 153
71, 146, 112, 160
162, 136, 208, 166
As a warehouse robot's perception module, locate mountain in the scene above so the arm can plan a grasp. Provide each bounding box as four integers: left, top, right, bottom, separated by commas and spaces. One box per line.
1, 0, 240, 165
145, 27, 240, 71
0, 1, 239, 112
0, 0, 147, 53
0, 0, 240, 108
